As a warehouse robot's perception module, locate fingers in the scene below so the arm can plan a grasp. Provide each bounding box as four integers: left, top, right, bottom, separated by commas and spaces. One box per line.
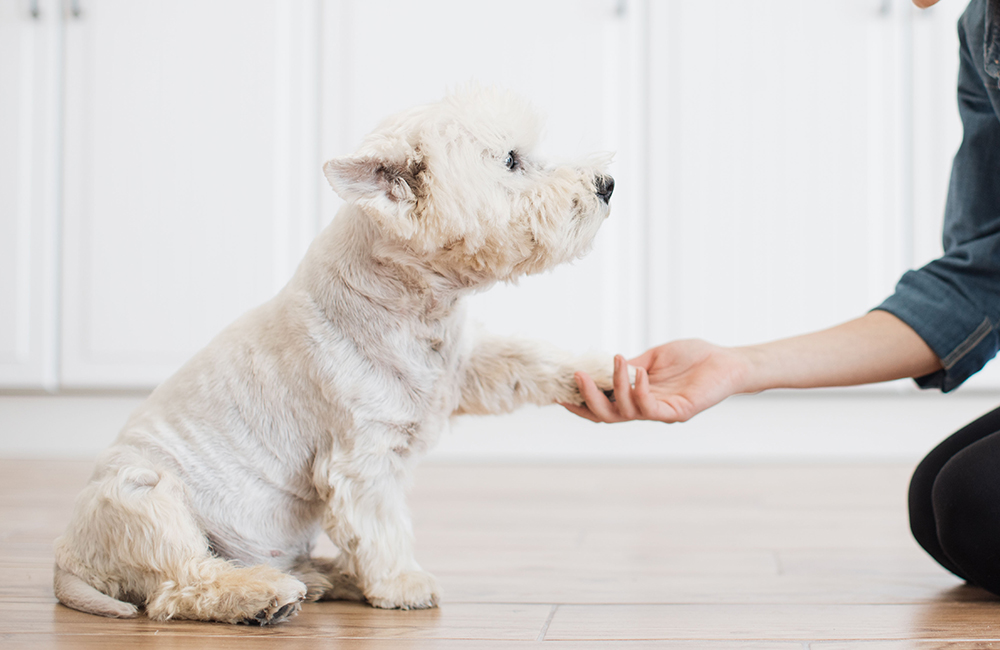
629, 340, 679, 370
627, 347, 656, 370
612, 355, 640, 420
559, 402, 600, 423
567, 358, 687, 425
632, 366, 679, 423
574, 371, 625, 423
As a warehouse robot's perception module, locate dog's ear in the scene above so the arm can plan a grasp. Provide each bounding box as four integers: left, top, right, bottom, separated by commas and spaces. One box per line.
323, 145, 423, 240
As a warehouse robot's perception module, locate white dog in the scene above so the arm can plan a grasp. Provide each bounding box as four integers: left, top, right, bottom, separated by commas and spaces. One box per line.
53, 87, 619, 624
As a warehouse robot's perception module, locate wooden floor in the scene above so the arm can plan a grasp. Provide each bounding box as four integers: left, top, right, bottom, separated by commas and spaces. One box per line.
2, 460, 999, 649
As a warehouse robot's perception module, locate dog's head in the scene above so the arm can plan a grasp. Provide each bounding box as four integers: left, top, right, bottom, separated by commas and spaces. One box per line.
323, 86, 613, 285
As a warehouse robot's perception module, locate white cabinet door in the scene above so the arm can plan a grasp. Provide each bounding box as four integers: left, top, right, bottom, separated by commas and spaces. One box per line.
0, 0, 60, 390
646, 0, 910, 348
912, 1, 964, 271
321, 0, 647, 355
60, 0, 320, 388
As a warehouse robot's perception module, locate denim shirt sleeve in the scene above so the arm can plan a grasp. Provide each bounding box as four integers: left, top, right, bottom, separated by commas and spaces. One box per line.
875, 0, 1000, 392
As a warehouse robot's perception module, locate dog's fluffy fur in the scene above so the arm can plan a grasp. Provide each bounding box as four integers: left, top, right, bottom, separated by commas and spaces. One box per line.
54, 87, 618, 624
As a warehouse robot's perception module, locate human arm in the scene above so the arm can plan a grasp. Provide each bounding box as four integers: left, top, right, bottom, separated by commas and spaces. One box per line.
563, 309, 943, 424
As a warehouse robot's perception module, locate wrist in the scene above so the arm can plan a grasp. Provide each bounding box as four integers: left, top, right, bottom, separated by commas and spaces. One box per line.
730, 344, 778, 394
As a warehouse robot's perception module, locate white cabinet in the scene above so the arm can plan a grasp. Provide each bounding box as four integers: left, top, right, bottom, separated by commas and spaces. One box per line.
320, 0, 648, 356
1, 0, 996, 392
59, 0, 320, 387
912, 0, 965, 272
642, 0, 997, 390
646, 0, 912, 349
0, 0, 60, 390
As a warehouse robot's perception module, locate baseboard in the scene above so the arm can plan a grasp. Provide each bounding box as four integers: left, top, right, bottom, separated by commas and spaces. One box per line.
0, 390, 997, 462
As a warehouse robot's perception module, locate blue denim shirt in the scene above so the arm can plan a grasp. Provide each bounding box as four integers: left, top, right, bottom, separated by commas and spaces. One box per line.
876, 0, 1000, 392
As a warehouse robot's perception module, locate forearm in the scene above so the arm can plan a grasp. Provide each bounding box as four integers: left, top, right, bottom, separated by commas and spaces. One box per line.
736, 310, 943, 393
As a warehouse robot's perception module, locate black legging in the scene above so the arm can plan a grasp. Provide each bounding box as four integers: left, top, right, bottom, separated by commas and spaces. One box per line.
910, 405, 1000, 594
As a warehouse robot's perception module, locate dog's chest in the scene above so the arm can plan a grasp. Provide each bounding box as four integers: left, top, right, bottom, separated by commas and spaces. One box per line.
339, 313, 463, 457
399, 316, 463, 410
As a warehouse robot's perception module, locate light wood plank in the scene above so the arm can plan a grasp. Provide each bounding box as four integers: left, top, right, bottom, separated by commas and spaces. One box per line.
409, 464, 913, 509
0, 459, 92, 492
809, 639, 1000, 650
544, 603, 1000, 641
776, 548, 950, 577
0, 636, 807, 650
2, 601, 551, 640
428, 571, 971, 605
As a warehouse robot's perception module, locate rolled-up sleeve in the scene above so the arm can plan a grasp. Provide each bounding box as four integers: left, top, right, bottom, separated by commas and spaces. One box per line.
875, 0, 1000, 392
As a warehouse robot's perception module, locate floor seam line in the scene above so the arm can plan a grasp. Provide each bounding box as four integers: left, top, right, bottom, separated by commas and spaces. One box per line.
536, 604, 559, 642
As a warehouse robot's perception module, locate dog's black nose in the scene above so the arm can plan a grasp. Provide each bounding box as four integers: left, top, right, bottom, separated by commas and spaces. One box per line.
595, 174, 614, 204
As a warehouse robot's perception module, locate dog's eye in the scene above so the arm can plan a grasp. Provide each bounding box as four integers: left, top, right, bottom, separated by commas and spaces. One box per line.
505, 151, 520, 171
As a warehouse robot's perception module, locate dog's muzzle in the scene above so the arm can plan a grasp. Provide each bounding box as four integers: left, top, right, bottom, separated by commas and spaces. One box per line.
595, 174, 615, 204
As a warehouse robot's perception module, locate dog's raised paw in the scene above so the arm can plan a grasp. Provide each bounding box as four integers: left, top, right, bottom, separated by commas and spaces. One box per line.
557, 354, 636, 405
587, 359, 637, 400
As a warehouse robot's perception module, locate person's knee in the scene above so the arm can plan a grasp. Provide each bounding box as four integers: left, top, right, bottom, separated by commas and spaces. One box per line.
932, 446, 1000, 588
908, 452, 944, 555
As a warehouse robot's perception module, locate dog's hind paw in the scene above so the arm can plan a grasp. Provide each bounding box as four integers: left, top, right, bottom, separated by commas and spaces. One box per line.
240, 598, 302, 626
148, 562, 308, 624
237, 573, 307, 625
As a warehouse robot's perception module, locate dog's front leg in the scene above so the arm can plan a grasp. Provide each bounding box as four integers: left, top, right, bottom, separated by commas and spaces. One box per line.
456, 334, 624, 415
320, 466, 439, 610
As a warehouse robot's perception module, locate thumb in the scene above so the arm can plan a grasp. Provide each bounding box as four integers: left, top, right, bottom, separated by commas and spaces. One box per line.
627, 347, 657, 370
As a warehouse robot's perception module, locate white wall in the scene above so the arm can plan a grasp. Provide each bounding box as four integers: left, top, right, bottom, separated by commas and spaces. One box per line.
2, 0, 998, 461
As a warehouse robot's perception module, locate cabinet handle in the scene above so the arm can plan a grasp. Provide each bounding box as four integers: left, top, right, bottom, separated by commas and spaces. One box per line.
30, 0, 40, 19
70, 0, 82, 18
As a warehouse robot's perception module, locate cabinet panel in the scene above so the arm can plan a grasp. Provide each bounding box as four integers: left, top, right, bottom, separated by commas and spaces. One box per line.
60, 0, 319, 388
0, 0, 59, 389
321, 0, 646, 355
911, 1, 964, 271
648, 0, 908, 348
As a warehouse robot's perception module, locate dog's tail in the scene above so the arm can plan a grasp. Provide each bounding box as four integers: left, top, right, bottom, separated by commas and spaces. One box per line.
53, 564, 138, 618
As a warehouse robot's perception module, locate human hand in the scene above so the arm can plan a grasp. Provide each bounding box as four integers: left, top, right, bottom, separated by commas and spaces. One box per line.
561, 312, 942, 424
560, 339, 753, 424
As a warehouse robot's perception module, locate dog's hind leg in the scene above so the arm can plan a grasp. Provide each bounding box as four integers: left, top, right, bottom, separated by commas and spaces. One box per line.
145, 557, 307, 624
55, 462, 306, 624
54, 563, 139, 618
290, 556, 365, 602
